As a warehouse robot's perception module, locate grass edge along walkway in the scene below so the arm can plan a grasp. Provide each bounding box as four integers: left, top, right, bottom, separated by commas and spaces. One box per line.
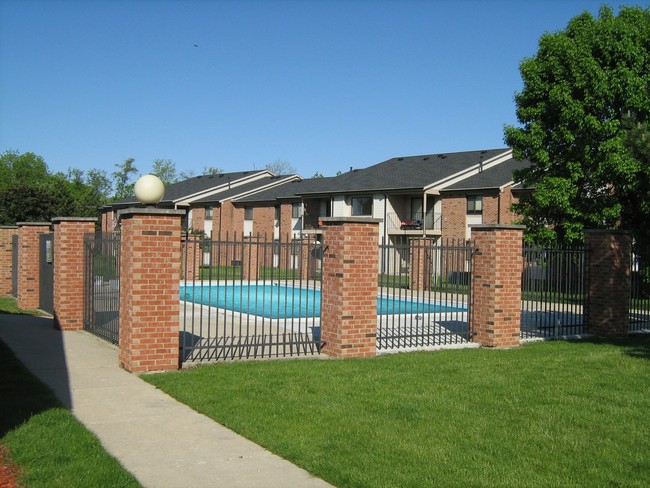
0, 338, 141, 488
144, 336, 650, 488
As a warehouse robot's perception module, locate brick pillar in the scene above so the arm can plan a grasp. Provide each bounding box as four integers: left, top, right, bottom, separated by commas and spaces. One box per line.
117, 208, 184, 372
409, 238, 436, 291
320, 217, 380, 358
584, 230, 632, 336
16, 222, 51, 310
471, 225, 524, 348
0, 226, 18, 297
181, 236, 202, 281
52, 218, 97, 330
242, 236, 260, 281
298, 234, 317, 280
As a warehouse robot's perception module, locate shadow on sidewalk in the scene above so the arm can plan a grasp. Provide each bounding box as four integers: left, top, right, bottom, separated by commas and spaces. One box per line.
0, 314, 72, 437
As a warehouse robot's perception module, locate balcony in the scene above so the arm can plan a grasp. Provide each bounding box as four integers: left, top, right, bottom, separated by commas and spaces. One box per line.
386, 212, 442, 236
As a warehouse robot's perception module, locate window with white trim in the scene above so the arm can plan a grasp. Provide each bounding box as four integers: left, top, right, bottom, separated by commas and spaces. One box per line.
351, 196, 373, 216
467, 195, 483, 215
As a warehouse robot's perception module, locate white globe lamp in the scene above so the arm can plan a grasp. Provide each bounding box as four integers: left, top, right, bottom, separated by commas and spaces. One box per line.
134, 174, 165, 205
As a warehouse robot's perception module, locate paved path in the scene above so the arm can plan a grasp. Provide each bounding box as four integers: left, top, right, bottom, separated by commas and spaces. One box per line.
0, 314, 332, 488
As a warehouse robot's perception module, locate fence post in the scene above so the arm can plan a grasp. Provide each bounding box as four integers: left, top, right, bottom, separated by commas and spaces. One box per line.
16, 222, 51, 310
299, 234, 317, 281
52, 218, 97, 331
180, 235, 202, 281
320, 217, 381, 358
0, 226, 18, 297
584, 230, 632, 336
409, 238, 436, 291
242, 236, 260, 281
471, 225, 525, 348
117, 208, 184, 372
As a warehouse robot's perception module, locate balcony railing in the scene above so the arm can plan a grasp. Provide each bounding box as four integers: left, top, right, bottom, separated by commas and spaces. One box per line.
386, 212, 442, 234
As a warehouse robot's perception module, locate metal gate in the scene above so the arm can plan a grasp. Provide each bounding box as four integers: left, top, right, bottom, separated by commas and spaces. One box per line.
83, 232, 121, 344
11, 234, 18, 298
39, 233, 54, 314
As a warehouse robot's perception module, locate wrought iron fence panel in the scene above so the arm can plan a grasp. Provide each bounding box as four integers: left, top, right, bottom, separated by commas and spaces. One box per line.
83, 232, 121, 345
377, 238, 474, 351
180, 233, 324, 364
521, 245, 588, 339
630, 252, 650, 331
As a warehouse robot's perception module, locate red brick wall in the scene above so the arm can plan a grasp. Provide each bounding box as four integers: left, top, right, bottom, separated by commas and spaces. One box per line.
471, 226, 524, 348
584, 230, 631, 336
279, 203, 294, 240
482, 193, 499, 225
101, 210, 115, 233
320, 219, 379, 358
191, 207, 206, 234
0, 226, 18, 297
441, 196, 466, 243
118, 211, 183, 372
253, 205, 275, 238
52, 218, 96, 330
17, 223, 51, 310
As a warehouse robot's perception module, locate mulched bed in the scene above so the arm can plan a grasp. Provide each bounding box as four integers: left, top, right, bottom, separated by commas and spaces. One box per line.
0, 444, 21, 488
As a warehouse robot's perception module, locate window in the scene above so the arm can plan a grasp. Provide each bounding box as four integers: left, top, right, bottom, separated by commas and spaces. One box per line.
467, 195, 483, 215
205, 207, 213, 220
351, 196, 373, 216
292, 203, 302, 218
244, 207, 254, 220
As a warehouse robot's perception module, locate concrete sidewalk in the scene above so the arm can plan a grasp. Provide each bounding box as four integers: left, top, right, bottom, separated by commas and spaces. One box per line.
0, 314, 332, 488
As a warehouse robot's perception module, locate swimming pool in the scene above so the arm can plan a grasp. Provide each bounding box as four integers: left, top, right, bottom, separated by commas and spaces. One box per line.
180, 284, 465, 319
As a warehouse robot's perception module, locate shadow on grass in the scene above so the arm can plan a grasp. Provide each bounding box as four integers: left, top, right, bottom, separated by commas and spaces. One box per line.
0, 315, 71, 437
576, 333, 650, 361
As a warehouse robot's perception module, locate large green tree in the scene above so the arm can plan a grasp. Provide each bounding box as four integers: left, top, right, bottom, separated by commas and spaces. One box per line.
112, 158, 138, 200
504, 5, 650, 253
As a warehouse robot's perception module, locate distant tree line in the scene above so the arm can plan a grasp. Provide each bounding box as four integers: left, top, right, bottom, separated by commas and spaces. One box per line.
0, 150, 223, 225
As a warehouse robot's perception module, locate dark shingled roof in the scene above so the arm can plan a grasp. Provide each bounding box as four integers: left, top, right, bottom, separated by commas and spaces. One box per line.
298, 148, 510, 195
109, 170, 269, 206
235, 177, 338, 204
191, 175, 299, 205
441, 157, 531, 191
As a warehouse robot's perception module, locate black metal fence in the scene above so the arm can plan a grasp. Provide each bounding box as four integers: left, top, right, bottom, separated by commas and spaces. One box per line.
377, 238, 474, 350
179, 233, 324, 364
630, 252, 650, 331
520, 245, 589, 339
83, 232, 121, 345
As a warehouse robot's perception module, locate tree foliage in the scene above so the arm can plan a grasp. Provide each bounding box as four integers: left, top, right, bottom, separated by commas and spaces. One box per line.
0, 184, 75, 225
152, 158, 180, 186
504, 5, 650, 251
265, 160, 296, 175
112, 158, 138, 200
0, 150, 114, 224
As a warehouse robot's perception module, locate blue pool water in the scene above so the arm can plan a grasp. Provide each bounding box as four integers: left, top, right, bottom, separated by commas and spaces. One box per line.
181, 284, 464, 319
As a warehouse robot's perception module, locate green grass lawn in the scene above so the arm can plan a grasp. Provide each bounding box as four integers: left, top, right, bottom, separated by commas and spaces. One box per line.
0, 338, 140, 487
0, 297, 45, 316
144, 336, 650, 487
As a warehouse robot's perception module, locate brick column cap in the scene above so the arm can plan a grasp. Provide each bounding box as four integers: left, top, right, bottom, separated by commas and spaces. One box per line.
117, 207, 186, 221
0, 225, 18, 229
584, 229, 632, 236
320, 217, 382, 224
17, 222, 52, 227
470, 224, 525, 231
52, 217, 98, 223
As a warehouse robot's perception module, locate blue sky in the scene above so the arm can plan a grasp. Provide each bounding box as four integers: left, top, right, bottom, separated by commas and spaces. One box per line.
0, 0, 644, 179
